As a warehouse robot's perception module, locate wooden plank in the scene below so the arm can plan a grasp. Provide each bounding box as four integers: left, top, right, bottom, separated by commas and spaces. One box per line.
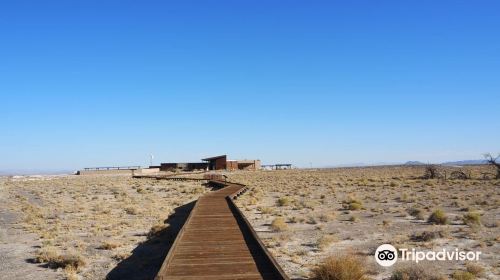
154, 181, 289, 280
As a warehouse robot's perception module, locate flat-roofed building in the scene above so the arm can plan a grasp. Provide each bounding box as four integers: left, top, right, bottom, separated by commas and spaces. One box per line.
201, 155, 228, 170
201, 155, 261, 171
158, 155, 261, 172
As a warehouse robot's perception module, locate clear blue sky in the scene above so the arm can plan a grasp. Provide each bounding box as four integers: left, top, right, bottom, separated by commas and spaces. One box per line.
1, 1, 499, 171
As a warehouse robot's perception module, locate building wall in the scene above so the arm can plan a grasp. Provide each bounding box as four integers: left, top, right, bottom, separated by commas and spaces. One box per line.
160, 162, 208, 171
226, 161, 238, 171
160, 163, 178, 171
207, 156, 227, 170
254, 160, 261, 170
187, 162, 209, 170
133, 168, 160, 175
236, 160, 261, 171
215, 157, 226, 170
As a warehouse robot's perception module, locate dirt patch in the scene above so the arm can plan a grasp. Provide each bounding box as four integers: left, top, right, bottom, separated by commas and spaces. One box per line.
0, 182, 62, 279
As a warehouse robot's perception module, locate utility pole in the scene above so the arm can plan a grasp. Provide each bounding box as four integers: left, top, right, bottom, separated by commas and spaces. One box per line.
150, 154, 154, 167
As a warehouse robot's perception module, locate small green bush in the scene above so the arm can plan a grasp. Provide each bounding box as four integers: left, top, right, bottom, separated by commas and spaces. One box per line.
342, 198, 363, 211
451, 271, 475, 280
349, 202, 363, 210
277, 197, 291, 207
428, 209, 448, 225
462, 212, 481, 227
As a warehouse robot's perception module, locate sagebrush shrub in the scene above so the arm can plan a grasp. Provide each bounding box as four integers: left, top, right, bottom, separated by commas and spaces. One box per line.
462, 212, 481, 227
270, 217, 288, 231
428, 209, 448, 225
312, 253, 367, 280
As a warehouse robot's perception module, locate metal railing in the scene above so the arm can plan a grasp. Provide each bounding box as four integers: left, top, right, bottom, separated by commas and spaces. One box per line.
83, 166, 141, 171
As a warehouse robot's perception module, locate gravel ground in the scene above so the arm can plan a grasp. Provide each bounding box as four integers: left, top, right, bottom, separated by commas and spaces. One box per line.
232, 166, 500, 279
1, 168, 499, 280
0, 182, 63, 280
0, 175, 205, 280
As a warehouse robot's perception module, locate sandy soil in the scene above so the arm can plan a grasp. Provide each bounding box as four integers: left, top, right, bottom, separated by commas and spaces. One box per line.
231, 166, 500, 279
0, 185, 63, 280
0, 175, 207, 280
1, 166, 499, 280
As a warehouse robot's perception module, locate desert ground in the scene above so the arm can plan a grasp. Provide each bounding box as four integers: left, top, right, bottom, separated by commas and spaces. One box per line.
232, 166, 500, 280
0, 165, 499, 280
0, 175, 207, 280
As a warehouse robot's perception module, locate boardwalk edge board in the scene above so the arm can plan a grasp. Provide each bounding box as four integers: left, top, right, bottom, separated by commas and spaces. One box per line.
225, 191, 289, 279
154, 180, 289, 280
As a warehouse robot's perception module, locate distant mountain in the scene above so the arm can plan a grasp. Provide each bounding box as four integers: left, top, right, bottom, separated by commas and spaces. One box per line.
325, 162, 399, 168
441, 160, 488, 166
402, 159, 488, 166
327, 162, 368, 168
404, 161, 426, 166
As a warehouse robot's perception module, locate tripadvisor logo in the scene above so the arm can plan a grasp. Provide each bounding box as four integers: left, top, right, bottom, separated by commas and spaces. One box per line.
375, 244, 481, 267
375, 244, 398, 267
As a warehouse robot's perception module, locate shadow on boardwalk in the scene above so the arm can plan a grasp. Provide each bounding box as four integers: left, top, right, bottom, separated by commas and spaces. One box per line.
106, 201, 196, 280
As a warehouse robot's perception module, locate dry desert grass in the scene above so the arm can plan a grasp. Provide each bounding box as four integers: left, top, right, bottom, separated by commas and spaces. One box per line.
1, 175, 207, 279
1, 165, 499, 280
231, 165, 500, 280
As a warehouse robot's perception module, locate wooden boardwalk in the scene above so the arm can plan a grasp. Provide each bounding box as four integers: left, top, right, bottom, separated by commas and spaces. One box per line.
155, 181, 288, 280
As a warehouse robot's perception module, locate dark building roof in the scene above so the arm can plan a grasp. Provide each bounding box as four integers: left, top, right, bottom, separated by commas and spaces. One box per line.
201, 155, 227, 161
